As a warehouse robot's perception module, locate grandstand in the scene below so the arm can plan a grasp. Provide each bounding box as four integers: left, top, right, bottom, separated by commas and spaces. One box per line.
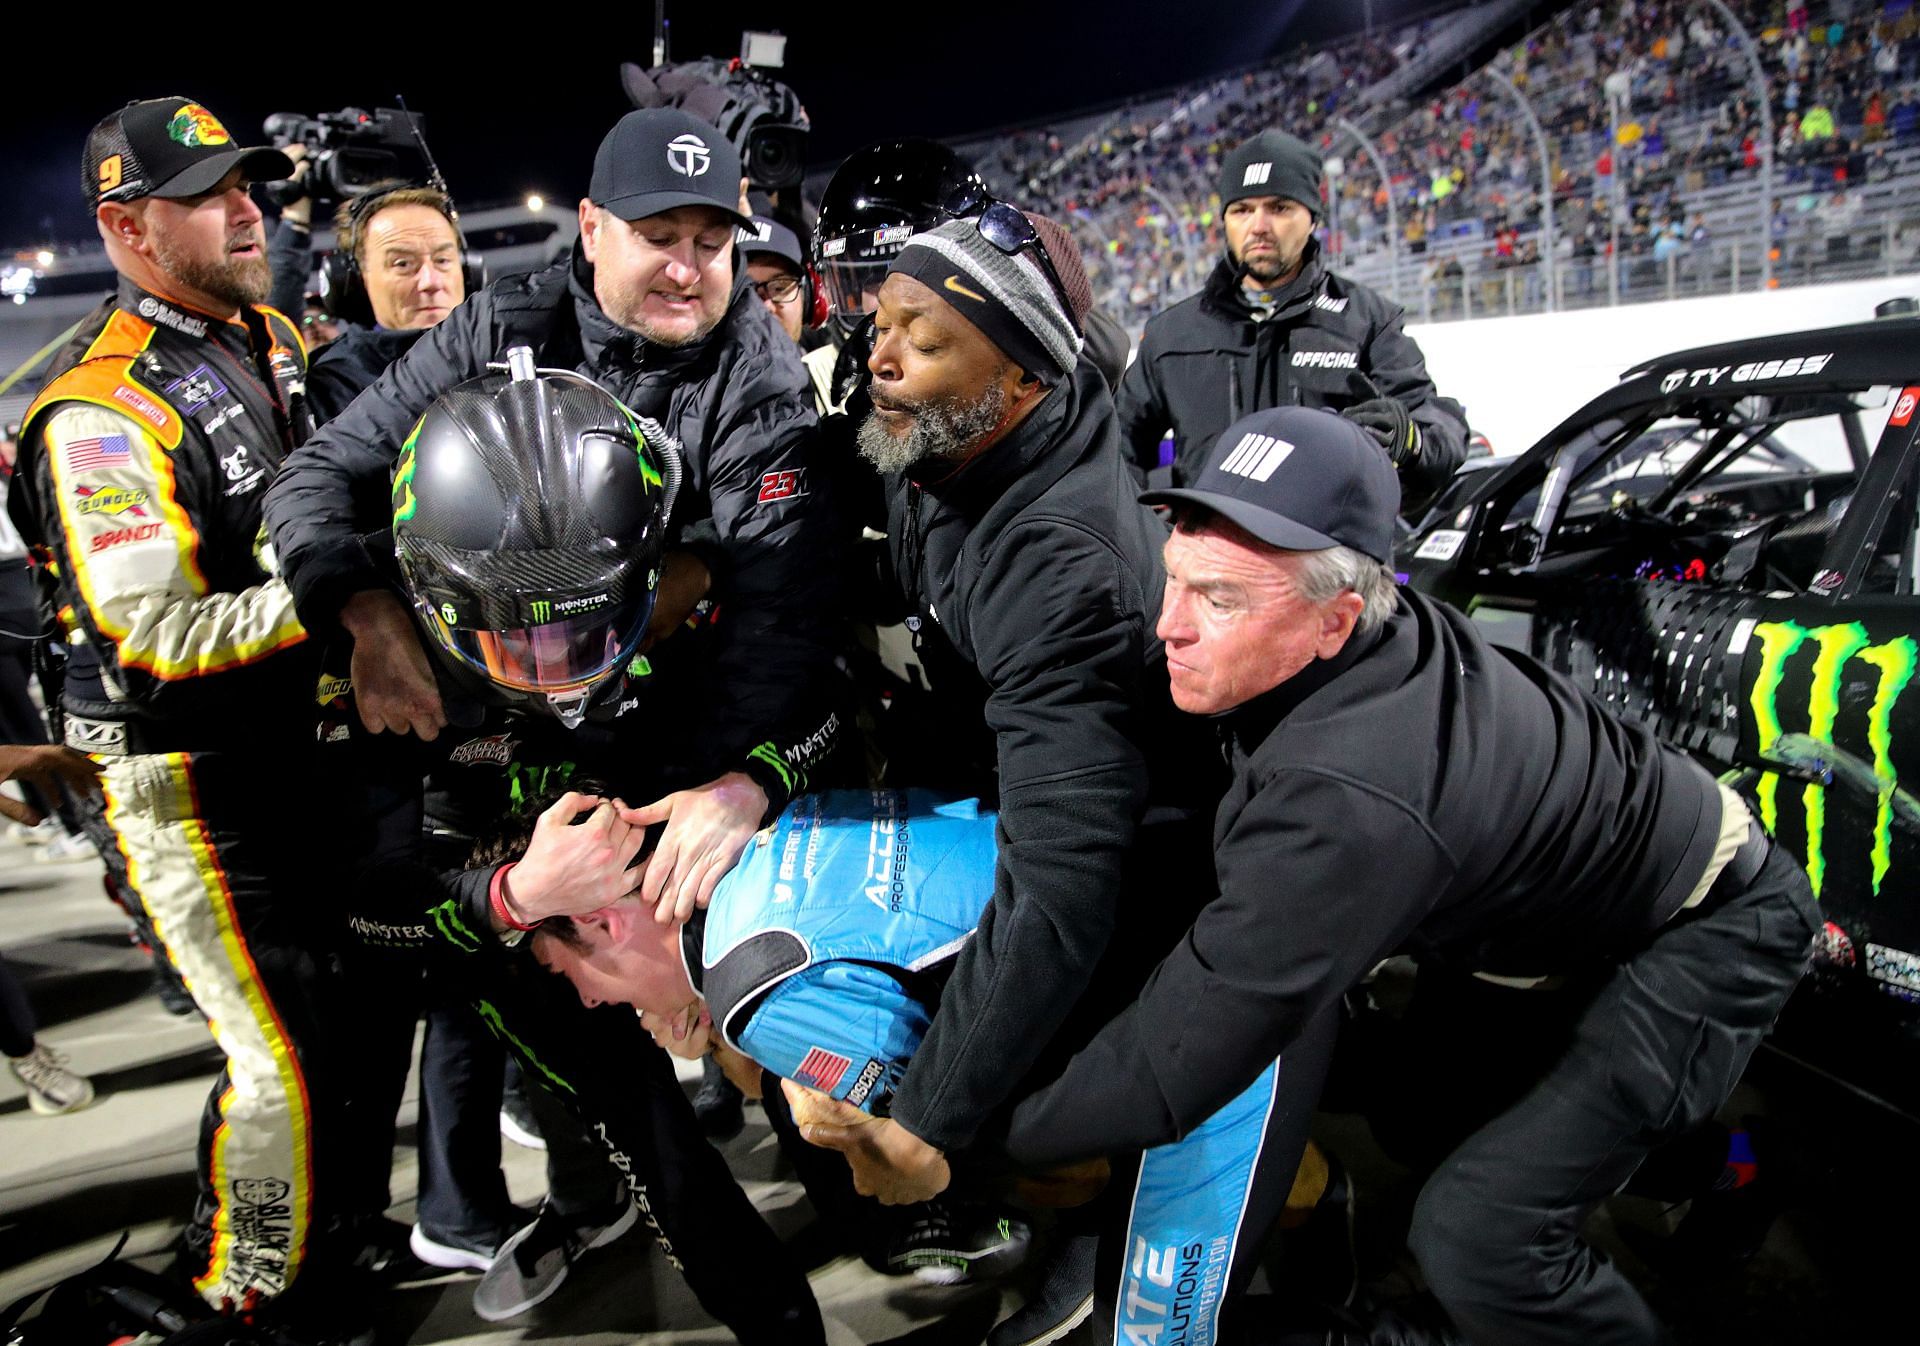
967, 0, 1920, 333
6, 1, 1913, 405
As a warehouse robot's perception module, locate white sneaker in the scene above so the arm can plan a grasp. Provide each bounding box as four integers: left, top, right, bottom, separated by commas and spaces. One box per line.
4, 820, 50, 845
7, 1043, 96, 1115
32, 831, 97, 864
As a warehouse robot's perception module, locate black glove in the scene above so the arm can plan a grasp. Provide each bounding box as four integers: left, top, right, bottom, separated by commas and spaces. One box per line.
1343, 397, 1421, 468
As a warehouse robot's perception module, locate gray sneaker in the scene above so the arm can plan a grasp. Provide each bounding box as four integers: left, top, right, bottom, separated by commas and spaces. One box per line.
472, 1200, 639, 1322
7, 1043, 96, 1115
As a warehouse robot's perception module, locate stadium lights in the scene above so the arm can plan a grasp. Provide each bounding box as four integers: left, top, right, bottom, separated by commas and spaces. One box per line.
34, 249, 54, 268
525, 193, 545, 212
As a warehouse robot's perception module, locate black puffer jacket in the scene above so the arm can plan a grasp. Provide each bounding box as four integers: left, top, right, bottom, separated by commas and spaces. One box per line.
1116, 242, 1468, 509
305, 324, 421, 427
880, 362, 1219, 1152
264, 245, 839, 776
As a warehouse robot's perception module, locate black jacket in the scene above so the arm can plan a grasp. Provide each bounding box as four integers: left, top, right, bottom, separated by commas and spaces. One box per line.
1002, 587, 1723, 1165
306, 324, 421, 427
264, 246, 840, 780
1115, 243, 1468, 508
881, 362, 1218, 1152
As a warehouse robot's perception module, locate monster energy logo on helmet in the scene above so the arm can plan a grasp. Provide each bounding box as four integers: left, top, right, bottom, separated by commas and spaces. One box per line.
1749, 619, 1919, 898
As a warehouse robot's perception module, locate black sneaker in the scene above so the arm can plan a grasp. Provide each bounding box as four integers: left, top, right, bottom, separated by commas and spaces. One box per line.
988, 1228, 1096, 1345
337, 1214, 429, 1287
472, 1200, 639, 1322
882, 1200, 1033, 1286
693, 1056, 745, 1141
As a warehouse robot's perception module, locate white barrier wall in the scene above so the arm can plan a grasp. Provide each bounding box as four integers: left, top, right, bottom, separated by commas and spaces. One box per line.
1408, 275, 1920, 456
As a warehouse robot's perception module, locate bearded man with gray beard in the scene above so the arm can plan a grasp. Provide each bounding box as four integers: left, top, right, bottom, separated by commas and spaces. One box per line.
816, 207, 1224, 1346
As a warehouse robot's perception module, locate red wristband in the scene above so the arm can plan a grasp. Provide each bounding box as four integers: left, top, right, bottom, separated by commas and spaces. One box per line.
489, 863, 539, 933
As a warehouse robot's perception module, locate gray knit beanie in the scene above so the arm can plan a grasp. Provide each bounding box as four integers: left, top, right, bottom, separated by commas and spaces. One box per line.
888, 217, 1085, 384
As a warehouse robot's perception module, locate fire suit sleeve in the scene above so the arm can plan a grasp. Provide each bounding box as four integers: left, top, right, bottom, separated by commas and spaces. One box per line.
1362, 308, 1468, 511
736, 963, 930, 1114
1115, 328, 1171, 483
683, 348, 846, 783
887, 521, 1153, 1152
999, 771, 1454, 1166
264, 296, 488, 631
38, 402, 306, 708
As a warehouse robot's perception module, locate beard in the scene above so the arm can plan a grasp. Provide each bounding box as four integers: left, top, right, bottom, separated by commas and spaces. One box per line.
856, 377, 1011, 475
1237, 240, 1304, 284
152, 230, 271, 309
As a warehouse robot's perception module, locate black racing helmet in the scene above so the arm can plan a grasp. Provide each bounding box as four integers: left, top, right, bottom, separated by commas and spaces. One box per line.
813, 139, 986, 337
392, 346, 682, 725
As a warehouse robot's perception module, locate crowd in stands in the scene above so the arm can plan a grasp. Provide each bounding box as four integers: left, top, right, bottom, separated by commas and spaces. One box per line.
981, 1, 1920, 330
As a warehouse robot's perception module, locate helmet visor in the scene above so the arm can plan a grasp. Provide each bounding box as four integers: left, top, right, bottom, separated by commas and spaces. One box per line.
818, 222, 917, 325
423, 591, 653, 695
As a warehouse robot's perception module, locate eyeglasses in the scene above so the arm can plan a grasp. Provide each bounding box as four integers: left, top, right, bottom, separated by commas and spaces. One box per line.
942, 186, 1083, 338
750, 273, 802, 305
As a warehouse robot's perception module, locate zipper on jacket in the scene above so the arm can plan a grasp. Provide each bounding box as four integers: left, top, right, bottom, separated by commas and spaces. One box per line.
903, 482, 927, 651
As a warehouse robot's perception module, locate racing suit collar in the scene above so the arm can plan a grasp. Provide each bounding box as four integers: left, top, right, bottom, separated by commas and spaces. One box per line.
116, 274, 255, 360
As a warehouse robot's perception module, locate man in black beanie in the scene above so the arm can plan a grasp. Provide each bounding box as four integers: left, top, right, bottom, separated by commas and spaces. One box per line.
1116, 128, 1471, 512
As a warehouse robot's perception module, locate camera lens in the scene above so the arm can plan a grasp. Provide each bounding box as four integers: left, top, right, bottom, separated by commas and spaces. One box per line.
747, 125, 806, 191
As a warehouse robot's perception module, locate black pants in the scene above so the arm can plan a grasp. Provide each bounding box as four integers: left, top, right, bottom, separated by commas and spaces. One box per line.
0, 953, 37, 1058
447, 955, 826, 1344
1405, 840, 1816, 1346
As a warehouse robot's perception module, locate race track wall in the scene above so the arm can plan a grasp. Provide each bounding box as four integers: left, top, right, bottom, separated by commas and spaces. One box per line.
1410, 274, 1920, 457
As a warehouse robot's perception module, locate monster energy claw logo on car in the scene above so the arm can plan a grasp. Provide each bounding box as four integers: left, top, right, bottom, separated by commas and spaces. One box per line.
1749, 619, 1919, 897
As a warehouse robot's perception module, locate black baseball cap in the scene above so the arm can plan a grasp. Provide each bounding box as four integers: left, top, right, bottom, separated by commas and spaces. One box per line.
737, 215, 805, 269
589, 108, 751, 226
1141, 407, 1401, 563
85, 97, 293, 209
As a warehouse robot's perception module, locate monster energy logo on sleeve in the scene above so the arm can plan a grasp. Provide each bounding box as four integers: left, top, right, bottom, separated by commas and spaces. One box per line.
1749, 620, 1918, 898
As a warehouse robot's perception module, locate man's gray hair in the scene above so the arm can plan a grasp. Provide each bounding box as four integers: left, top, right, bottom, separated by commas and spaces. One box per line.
1293, 545, 1399, 635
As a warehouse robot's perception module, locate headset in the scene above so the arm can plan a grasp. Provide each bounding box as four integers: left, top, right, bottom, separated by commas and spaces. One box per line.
796, 262, 828, 331
316, 104, 487, 326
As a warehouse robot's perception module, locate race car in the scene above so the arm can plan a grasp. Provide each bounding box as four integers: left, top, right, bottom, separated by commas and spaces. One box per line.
1400, 315, 1920, 1121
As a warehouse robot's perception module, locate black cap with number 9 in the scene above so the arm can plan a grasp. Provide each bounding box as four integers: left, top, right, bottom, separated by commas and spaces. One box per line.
84, 97, 293, 209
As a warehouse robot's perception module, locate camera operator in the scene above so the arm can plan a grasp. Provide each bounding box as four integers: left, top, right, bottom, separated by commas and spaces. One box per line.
267, 146, 315, 319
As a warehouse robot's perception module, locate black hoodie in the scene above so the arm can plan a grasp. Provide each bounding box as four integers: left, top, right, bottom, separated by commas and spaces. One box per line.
1115, 241, 1468, 510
